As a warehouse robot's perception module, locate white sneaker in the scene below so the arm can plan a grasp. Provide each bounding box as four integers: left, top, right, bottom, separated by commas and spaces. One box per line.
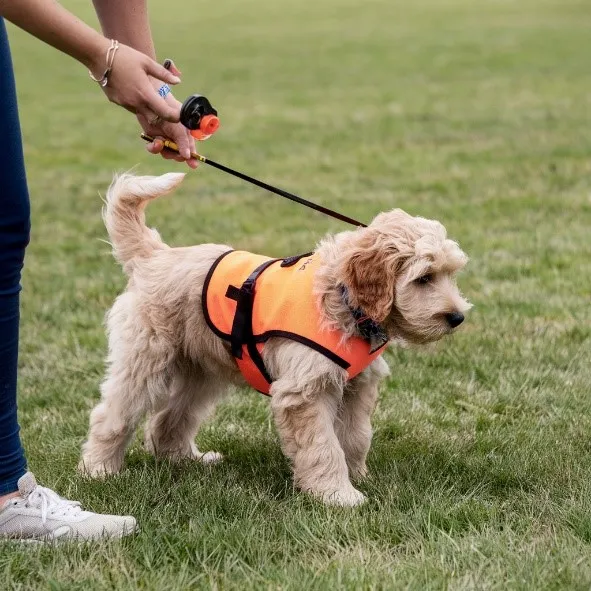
0, 472, 137, 542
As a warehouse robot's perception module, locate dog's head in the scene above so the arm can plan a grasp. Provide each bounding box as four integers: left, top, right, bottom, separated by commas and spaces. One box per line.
334, 209, 471, 345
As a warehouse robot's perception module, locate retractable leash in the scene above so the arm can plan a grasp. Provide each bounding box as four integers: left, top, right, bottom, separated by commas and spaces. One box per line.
141, 92, 367, 228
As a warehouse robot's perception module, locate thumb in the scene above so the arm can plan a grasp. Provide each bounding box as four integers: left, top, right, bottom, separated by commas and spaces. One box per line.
145, 60, 181, 85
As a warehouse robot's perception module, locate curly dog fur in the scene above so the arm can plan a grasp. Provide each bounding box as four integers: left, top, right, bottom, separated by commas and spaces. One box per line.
80, 172, 471, 506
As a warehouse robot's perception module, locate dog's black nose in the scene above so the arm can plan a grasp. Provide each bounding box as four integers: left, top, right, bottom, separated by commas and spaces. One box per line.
446, 312, 464, 328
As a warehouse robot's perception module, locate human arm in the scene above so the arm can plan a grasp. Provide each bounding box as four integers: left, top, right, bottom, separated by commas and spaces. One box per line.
91, 0, 198, 165
0, 0, 196, 165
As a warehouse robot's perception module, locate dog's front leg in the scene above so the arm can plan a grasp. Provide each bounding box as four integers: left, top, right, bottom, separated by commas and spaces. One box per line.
337, 374, 380, 480
270, 376, 366, 507
336, 358, 389, 480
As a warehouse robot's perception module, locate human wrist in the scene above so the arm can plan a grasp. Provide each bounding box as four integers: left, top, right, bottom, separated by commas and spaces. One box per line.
84, 35, 114, 79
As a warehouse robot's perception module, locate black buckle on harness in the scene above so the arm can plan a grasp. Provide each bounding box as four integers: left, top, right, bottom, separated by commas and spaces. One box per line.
280, 252, 314, 267
228, 278, 256, 359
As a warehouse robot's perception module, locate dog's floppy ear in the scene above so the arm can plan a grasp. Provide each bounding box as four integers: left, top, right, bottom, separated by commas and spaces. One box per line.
338, 228, 404, 323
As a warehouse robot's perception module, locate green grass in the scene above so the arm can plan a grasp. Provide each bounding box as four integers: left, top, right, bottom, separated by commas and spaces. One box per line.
2, 0, 591, 588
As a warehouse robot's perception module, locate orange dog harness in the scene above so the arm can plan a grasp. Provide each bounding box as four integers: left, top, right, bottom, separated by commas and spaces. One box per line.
202, 250, 388, 395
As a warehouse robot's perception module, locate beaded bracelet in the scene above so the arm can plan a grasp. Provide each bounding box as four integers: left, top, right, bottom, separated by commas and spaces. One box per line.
88, 40, 119, 88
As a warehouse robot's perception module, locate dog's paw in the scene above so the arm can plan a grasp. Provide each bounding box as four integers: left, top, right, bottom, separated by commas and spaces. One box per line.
77, 457, 121, 479
349, 463, 369, 481
322, 486, 367, 507
195, 451, 224, 465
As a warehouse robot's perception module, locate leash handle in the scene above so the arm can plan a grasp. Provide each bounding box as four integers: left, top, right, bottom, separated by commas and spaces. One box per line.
142, 133, 206, 162
140, 134, 367, 228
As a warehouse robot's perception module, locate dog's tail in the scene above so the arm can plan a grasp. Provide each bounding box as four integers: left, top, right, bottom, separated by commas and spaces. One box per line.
103, 172, 185, 271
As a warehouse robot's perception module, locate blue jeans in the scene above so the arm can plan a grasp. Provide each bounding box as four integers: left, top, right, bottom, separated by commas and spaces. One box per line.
0, 18, 30, 494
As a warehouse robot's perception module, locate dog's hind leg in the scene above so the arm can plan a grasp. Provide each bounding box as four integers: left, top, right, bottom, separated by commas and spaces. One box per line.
79, 358, 171, 478
79, 293, 175, 477
144, 363, 225, 464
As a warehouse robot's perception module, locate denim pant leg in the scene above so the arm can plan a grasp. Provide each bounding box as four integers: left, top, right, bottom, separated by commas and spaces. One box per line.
0, 17, 31, 494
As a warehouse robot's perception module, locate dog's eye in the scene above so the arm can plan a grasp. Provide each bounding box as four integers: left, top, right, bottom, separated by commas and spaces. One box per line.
416, 274, 433, 285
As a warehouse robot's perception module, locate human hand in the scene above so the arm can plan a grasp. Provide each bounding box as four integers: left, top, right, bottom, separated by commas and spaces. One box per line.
137, 95, 200, 169
91, 42, 180, 124
90, 44, 199, 167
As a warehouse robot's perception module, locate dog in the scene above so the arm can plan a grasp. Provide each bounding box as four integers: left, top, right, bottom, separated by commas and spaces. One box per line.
79, 172, 470, 506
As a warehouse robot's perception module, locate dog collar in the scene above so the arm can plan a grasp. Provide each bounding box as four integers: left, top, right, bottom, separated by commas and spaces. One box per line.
340, 286, 389, 353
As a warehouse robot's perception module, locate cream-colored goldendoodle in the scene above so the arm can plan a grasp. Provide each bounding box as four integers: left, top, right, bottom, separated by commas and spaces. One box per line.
80, 172, 471, 506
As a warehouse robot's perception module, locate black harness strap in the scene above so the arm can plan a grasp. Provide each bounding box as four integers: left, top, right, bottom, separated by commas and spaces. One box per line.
227, 258, 279, 363
280, 252, 314, 267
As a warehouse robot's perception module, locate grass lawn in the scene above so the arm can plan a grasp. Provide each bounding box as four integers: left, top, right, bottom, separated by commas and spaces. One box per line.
2, 0, 591, 588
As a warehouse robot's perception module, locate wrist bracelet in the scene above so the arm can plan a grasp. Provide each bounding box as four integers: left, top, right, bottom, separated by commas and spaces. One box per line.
89, 39, 119, 88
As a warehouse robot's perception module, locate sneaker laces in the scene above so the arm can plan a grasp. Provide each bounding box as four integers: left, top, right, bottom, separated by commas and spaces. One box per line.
23, 486, 83, 525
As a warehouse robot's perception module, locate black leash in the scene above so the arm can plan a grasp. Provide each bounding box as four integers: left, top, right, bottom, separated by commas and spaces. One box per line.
141, 133, 367, 228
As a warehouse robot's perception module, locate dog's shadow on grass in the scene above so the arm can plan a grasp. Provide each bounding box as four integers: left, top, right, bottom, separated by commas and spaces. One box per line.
124, 434, 297, 505
119, 423, 544, 516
